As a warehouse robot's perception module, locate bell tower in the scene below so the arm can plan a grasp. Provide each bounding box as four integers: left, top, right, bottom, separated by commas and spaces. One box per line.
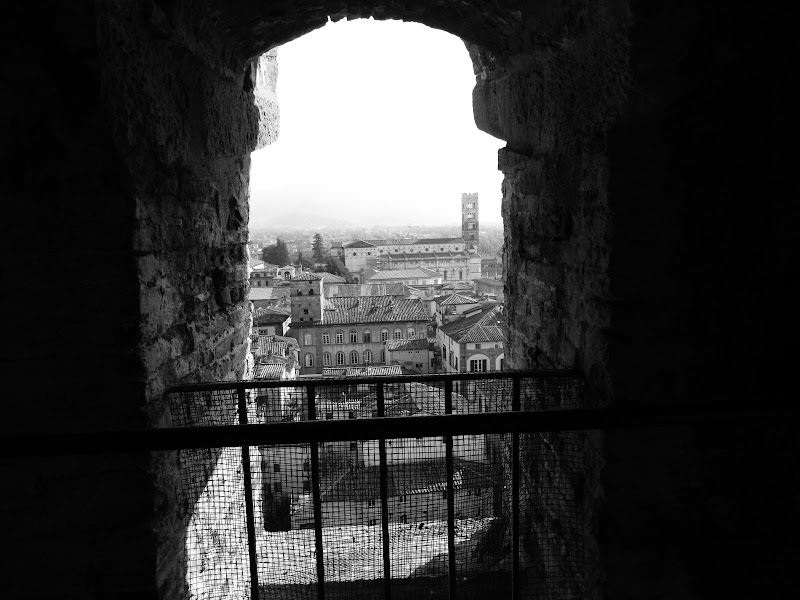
461, 192, 479, 250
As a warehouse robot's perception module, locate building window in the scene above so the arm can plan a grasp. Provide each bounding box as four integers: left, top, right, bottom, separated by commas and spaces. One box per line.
322, 332, 330, 344
399, 495, 406, 502
336, 351, 345, 365
335, 331, 344, 344
368, 499, 376, 507
459, 270, 463, 280
323, 352, 331, 366
442, 491, 448, 499
348, 411, 355, 419
305, 353, 314, 367
380, 329, 389, 342
442, 346, 447, 360
303, 480, 311, 492
350, 330, 358, 343
363, 329, 371, 343
407, 328, 415, 338
443, 270, 448, 280
349, 350, 359, 364
470, 359, 487, 372
364, 349, 372, 364
380, 349, 386, 363
297, 290, 303, 296
273, 463, 281, 473
308, 288, 314, 295
350, 442, 357, 451
394, 329, 402, 340
400, 514, 407, 524
325, 412, 333, 420
303, 461, 310, 471
475, 343, 481, 350
274, 482, 282, 494
304, 333, 312, 346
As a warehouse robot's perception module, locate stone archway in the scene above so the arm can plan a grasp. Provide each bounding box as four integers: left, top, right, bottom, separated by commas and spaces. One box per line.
92, 2, 629, 598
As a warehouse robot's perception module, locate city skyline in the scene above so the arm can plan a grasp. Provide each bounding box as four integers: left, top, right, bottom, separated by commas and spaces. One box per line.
248, 18, 505, 229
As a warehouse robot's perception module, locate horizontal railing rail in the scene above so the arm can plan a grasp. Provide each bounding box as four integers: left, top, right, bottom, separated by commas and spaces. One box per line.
1, 404, 796, 458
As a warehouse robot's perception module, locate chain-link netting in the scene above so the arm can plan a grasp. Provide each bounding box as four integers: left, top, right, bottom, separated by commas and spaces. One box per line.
166, 373, 584, 599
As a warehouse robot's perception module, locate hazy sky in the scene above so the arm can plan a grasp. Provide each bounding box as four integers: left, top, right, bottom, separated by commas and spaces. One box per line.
249, 18, 504, 230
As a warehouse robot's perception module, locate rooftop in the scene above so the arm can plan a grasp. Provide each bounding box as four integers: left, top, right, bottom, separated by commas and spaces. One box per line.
321, 365, 403, 377
364, 267, 443, 281
439, 304, 505, 344
386, 338, 430, 352
433, 292, 480, 306
249, 287, 291, 301
253, 363, 287, 379
314, 296, 428, 325
325, 283, 406, 297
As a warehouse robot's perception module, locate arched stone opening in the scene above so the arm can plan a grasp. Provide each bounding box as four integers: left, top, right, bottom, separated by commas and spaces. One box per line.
95, 3, 626, 598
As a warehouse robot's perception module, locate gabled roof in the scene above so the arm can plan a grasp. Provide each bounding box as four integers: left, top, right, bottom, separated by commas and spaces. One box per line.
433, 292, 479, 305
254, 363, 286, 379
291, 272, 321, 282
312, 272, 346, 283
439, 304, 505, 344
343, 239, 376, 249
386, 338, 430, 352
319, 296, 428, 324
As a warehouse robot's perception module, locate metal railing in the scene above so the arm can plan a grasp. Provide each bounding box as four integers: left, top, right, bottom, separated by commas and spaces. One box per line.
1, 370, 795, 600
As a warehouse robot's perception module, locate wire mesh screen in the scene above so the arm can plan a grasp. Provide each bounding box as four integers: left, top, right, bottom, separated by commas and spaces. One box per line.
167, 372, 584, 600
168, 388, 252, 599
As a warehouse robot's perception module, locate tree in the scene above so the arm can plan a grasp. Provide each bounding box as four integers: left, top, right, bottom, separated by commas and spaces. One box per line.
312, 233, 326, 263
296, 252, 314, 271
323, 256, 357, 283
262, 238, 290, 266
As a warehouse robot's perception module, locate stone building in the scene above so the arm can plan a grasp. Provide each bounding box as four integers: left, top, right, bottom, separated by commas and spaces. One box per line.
338, 237, 481, 282
4, 3, 797, 599
438, 304, 505, 373
287, 273, 430, 374
386, 337, 434, 373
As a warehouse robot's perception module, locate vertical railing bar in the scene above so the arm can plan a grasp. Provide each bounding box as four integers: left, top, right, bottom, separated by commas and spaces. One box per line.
307, 384, 325, 600
377, 382, 392, 600
237, 386, 260, 600
444, 379, 457, 600
511, 374, 521, 600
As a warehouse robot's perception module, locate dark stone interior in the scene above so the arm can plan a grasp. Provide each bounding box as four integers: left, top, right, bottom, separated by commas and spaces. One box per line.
1, 0, 795, 598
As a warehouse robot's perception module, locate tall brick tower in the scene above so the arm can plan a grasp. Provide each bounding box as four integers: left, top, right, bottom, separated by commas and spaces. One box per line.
461, 192, 479, 250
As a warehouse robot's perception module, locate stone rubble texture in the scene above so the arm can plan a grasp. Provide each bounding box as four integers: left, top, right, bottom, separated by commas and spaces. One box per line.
0, 0, 796, 599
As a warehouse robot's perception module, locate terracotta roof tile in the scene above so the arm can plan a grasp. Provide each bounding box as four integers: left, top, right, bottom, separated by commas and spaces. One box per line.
321, 296, 428, 325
